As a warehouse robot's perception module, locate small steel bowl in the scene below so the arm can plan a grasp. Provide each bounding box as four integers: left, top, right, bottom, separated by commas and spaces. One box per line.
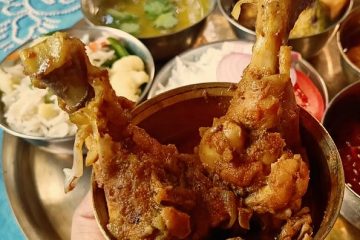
80, 0, 216, 61
218, 0, 354, 58
322, 81, 360, 230
93, 83, 344, 239
337, 6, 360, 84
0, 26, 155, 154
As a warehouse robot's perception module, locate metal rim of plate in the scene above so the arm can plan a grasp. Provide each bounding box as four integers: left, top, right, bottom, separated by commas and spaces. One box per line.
2, 132, 91, 239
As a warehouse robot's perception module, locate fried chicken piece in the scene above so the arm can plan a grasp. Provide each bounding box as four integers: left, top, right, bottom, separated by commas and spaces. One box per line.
19, 0, 314, 238
198, 0, 313, 238
19, 33, 238, 240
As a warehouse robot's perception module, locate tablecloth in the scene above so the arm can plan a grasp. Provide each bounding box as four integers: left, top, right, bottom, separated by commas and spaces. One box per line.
0, 0, 83, 62
0, 0, 83, 238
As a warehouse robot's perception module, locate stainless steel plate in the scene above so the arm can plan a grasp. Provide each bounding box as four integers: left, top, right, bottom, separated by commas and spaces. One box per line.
3, 4, 360, 240
2, 133, 91, 239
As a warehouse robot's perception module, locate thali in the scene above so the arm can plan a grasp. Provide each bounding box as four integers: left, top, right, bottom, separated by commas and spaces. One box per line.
2, 5, 360, 240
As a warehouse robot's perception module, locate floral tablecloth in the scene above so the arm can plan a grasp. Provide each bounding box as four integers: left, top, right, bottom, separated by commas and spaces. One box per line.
0, 0, 83, 239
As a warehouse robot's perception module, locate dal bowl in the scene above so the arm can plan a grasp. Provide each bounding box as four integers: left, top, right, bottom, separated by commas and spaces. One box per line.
322, 81, 360, 230
81, 0, 216, 61
93, 83, 344, 239
0, 26, 155, 154
218, 0, 354, 58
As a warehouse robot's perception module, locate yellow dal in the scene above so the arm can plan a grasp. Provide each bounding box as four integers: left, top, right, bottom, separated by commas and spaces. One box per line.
100, 0, 210, 38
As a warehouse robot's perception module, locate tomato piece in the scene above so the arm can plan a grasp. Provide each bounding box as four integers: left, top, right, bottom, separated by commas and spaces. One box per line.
293, 70, 325, 121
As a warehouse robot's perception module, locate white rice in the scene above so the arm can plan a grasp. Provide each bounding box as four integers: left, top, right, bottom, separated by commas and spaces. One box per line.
154, 42, 253, 96
0, 65, 77, 138
0, 35, 115, 138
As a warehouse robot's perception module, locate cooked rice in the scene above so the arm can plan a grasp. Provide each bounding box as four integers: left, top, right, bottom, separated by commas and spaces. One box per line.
0, 64, 77, 138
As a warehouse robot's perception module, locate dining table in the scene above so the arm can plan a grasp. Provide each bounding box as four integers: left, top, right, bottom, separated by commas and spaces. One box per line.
1, 0, 360, 239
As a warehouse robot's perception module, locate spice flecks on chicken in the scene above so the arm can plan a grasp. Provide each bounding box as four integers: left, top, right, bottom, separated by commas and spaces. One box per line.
19, 0, 314, 238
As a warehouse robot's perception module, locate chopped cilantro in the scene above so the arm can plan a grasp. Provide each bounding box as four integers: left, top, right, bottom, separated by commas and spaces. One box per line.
144, 0, 174, 19
107, 9, 138, 22
119, 22, 140, 35
144, 0, 178, 29
106, 0, 179, 33
154, 12, 178, 29
107, 9, 140, 35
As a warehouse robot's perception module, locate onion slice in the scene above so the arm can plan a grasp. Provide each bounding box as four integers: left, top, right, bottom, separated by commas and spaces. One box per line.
216, 52, 251, 83
64, 128, 87, 193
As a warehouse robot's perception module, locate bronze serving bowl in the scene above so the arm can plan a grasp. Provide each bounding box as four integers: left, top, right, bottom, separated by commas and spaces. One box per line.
81, 0, 216, 61
323, 81, 360, 230
92, 83, 344, 239
337, 6, 360, 84
218, 0, 354, 58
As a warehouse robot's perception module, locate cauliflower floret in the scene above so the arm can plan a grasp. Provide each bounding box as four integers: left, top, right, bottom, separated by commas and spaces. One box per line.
111, 55, 145, 73
109, 55, 150, 102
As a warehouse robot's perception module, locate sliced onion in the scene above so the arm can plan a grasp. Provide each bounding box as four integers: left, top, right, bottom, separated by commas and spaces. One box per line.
64, 129, 86, 193
216, 52, 252, 83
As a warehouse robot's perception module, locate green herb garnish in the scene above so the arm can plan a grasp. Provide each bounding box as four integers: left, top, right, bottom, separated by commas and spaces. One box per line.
106, 0, 179, 34
154, 12, 178, 29
119, 22, 140, 35
144, 0, 175, 19
107, 9, 138, 22
107, 9, 140, 35
145, 0, 178, 29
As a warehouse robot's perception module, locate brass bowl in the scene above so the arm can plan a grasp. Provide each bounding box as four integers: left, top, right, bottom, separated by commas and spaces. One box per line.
337, 6, 360, 85
218, 0, 354, 58
322, 81, 360, 230
81, 0, 216, 61
92, 83, 344, 239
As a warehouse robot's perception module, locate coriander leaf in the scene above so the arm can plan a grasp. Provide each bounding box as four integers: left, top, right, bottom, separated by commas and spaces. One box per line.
144, 0, 174, 19
107, 9, 138, 22
120, 22, 140, 35
154, 12, 178, 29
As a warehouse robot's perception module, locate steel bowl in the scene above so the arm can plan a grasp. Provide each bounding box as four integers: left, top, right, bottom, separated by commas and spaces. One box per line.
218, 0, 354, 58
148, 40, 329, 120
93, 82, 344, 239
80, 0, 216, 61
322, 81, 360, 230
337, 6, 360, 84
0, 26, 155, 154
